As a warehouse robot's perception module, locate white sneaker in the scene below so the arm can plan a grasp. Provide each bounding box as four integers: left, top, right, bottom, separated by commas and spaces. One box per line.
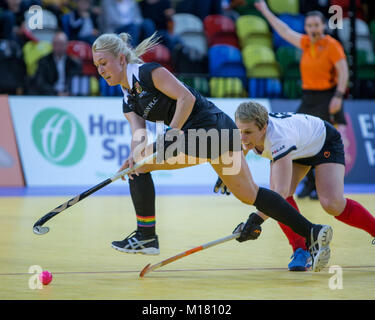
308, 225, 333, 272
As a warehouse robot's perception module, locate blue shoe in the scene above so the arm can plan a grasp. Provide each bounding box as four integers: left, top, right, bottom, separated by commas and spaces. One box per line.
288, 248, 312, 271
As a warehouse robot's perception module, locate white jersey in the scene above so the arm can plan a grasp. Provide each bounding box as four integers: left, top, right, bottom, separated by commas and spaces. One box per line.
254, 112, 326, 161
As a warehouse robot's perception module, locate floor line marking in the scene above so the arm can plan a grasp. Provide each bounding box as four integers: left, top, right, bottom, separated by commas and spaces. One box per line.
1, 265, 374, 276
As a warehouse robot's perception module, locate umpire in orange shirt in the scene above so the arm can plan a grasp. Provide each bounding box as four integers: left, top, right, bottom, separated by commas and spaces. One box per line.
255, 0, 349, 198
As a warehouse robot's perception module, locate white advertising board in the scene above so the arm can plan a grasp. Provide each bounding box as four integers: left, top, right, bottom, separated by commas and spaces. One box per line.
9, 96, 271, 187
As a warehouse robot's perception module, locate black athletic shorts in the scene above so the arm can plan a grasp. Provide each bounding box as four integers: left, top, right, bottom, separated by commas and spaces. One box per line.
153, 112, 241, 160
298, 87, 347, 125
293, 121, 345, 167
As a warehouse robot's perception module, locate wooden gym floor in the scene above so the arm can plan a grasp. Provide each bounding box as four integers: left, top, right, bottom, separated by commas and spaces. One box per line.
0, 193, 374, 300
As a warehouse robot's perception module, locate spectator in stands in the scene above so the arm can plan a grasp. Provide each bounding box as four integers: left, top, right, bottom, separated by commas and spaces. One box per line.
90, 0, 101, 16
139, 0, 182, 51
31, 31, 81, 95
100, 0, 156, 47
62, 0, 99, 44
175, 0, 222, 20
0, 5, 15, 39
255, 0, 349, 199
0, 33, 26, 94
0, 0, 41, 43
42, 0, 73, 25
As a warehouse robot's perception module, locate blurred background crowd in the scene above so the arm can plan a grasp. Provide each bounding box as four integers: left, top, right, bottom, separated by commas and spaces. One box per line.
0, 0, 374, 99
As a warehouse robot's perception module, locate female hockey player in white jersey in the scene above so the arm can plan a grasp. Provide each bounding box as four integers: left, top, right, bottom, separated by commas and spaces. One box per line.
226, 101, 375, 265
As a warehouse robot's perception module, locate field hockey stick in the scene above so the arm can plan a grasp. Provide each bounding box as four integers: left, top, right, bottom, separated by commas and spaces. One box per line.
33, 152, 157, 235
139, 232, 241, 277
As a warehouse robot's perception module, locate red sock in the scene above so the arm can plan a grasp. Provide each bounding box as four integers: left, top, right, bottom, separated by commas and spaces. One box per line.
335, 198, 375, 237
277, 196, 307, 252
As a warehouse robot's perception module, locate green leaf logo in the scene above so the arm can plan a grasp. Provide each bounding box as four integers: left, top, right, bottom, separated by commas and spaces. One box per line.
32, 108, 86, 166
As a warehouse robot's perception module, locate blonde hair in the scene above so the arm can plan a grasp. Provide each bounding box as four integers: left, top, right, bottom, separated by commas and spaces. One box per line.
92, 32, 160, 63
235, 101, 269, 130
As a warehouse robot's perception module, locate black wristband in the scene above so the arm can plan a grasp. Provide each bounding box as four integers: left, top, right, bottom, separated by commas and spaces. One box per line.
334, 91, 344, 99
248, 212, 265, 225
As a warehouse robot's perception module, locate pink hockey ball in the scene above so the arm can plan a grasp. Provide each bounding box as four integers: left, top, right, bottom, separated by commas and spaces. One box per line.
39, 271, 53, 285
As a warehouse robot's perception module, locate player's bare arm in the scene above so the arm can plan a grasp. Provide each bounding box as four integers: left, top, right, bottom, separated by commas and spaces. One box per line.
254, 0, 302, 48
255, 154, 294, 222
329, 58, 349, 115
151, 67, 196, 129
119, 111, 147, 179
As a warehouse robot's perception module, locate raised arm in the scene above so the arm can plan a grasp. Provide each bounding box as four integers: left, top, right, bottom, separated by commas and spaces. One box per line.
254, 0, 303, 49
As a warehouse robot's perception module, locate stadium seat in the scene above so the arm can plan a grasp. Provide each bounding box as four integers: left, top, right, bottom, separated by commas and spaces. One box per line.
172, 13, 207, 55
248, 78, 282, 98
276, 46, 301, 78
236, 15, 272, 48
232, 0, 263, 17
337, 17, 371, 39
66, 41, 100, 95
141, 44, 173, 72
268, 0, 299, 14
208, 45, 246, 78
90, 76, 99, 96
203, 15, 239, 48
67, 41, 97, 76
171, 43, 208, 74
250, 63, 281, 78
242, 44, 280, 77
179, 33, 208, 55
273, 14, 304, 49
370, 20, 375, 42
356, 49, 375, 67
209, 77, 247, 97
283, 78, 303, 98
357, 60, 375, 98
358, 66, 375, 79
173, 13, 204, 34
24, 9, 58, 43
178, 75, 209, 97
22, 40, 52, 76
67, 41, 92, 60
99, 77, 123, 96
275, 46, 301, 98
337, 18, 373, 53
69, 75, 99, 96
356, 38, 374, 54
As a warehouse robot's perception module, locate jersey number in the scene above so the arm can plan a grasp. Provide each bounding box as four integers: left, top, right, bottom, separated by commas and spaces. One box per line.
269, 112, 295, 119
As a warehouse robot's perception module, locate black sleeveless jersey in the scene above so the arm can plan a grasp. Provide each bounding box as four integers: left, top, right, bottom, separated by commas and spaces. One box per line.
122, 63, 222, 128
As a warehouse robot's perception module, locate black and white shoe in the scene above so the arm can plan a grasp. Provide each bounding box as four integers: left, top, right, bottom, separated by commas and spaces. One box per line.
111, 231, 160, 255
307, 225, 333, 272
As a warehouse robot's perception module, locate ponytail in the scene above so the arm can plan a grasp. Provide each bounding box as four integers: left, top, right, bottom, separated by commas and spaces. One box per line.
93, 32, 160, 64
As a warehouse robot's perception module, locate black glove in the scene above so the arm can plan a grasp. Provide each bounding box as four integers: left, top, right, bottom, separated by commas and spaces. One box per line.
213, 177, 231, 195
235, 212, 264, 242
